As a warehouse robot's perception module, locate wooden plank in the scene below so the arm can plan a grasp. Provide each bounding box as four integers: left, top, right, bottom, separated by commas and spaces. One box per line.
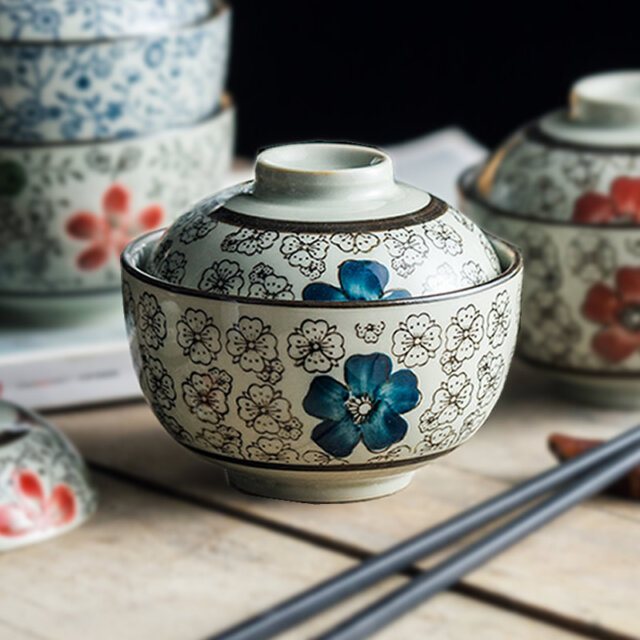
48, 360, 640, 639
0, 472, 580, 640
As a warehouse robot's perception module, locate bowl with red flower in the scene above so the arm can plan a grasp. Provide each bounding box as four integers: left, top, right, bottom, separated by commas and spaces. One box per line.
458, 71, 640, 407
121, 142, 523, 502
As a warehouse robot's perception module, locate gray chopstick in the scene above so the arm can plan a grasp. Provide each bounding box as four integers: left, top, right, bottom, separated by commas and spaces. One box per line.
210, 425, 640, 640
316, 442, 640, 640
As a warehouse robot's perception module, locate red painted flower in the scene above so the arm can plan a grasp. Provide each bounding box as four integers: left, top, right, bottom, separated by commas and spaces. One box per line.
66, 183, 164, 270
0, 469, 76, 537
572, 177, 640, 223
582, 267, 640, 362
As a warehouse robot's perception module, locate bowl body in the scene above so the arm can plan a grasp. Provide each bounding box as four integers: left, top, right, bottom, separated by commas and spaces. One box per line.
122, 230, 522, 502
0, 104, 234, 301
0, 5, 230, 142
460, 167, 640, 407
0, 400, 97, 551
0, 0, 216, 42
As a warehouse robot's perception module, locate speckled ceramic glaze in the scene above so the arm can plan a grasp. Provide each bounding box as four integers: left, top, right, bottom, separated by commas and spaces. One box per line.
0, 400, 97, 551
0, 5, 230, 142
122, 143, 522, 502
0, 0, 216, 41
459, 72, 640, 408
0, 104, 234, 300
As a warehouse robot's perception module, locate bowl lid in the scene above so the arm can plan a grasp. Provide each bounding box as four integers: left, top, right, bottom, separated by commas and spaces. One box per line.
147, 142, 501, 301
472, 71, 640, 224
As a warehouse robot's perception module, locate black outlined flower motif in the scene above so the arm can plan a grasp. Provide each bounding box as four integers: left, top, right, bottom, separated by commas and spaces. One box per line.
237, 384, 293, 434
514, 227, 561, 290
279, 417, 303, 441
194, 426, 243, 457
423, 263, 458, 294
246, 436, 300, 463
226, 317, 279, 376
287, 319, 345, 373
198, 259, 244, 295
449, 207, 476, 231
383, 228, 430, 277
221, 227, 279, 255
256, 357, 284, 385
176, 308, 221, 365
528, 176, 566, 218
137, 292, 167, 350
416, 425, 458, 452
444, 304, 484, 364
461, 261, 487, 287
143, 356, 176, 410
367, 444, 412, 463
477, 229, 501, 272
423, 221, 463, 255
457, 409, 486, 444
178, 211, 219, 244
391, 313, 442, 367
330, 232, 380, 254
520, 290, 581, 363
280, 234, 329, 279
355, 321, 385, 344
248, 263, 294, 300
477, 352, 505, 406
156, 411, 193, 445
561, 153, 603, 189
487, 291, 511, 348
568, 235, 616, 283
182, 368, 231, 425
156, 250, 186, 284
419, 372, 473, 431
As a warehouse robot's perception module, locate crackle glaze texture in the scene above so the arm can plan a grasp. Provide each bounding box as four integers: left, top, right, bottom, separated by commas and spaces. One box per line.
0, 6, 230, 142
0, 401, 96, 551
122, 234, 521, 470
0, 106, 233, 294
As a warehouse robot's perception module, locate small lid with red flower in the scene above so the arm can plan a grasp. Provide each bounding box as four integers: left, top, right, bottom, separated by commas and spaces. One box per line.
147, 142, 502, 302
470, 71, 640, 224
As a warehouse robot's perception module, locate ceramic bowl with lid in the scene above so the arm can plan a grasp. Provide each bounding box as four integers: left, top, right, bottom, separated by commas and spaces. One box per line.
122, 142, 523, 502
459, 71, 640, 408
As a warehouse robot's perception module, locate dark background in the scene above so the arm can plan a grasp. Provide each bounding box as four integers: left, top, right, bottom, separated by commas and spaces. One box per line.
227, 3, 636, 156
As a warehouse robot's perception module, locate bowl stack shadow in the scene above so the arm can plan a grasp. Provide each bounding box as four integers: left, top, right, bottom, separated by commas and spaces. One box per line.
0, 0, 234, 325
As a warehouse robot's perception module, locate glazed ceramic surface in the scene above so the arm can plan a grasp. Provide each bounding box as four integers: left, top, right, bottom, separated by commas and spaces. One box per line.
0, 400, 96, 550
149, 144, 502, 300
0, 104, 234, 296
123, 231, 521, 501
0, 0, 215, 41
0, 5, 230, 142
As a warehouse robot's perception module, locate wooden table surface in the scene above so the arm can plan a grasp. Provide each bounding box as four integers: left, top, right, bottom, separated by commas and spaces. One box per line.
1, 360, 638, 640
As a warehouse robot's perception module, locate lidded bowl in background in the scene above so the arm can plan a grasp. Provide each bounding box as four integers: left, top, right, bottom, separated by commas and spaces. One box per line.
459, 71, 640, 407
123, 142, 523, 502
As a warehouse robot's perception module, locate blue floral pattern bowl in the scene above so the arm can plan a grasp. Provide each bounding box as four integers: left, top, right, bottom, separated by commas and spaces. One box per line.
0, 4, 230, 142
122, 143, 523, 502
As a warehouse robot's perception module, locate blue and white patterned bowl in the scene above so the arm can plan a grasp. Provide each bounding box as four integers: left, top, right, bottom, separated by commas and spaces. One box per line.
0, 4, 231, 142
0, 0, 217, 42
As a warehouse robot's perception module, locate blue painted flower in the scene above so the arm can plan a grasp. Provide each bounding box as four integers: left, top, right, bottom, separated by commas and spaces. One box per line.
303, 260, 410, 301
303, 353, 420, 457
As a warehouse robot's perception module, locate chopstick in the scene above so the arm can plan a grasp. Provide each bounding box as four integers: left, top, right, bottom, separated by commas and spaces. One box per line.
316, 442, 640, 640
211, 426, 640, 640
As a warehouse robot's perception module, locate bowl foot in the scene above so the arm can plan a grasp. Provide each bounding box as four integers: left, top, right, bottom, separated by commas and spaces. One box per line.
224, 466, 415, 503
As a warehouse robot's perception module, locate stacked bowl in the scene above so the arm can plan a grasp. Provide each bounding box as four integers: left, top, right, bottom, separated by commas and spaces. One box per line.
122, 142, 523, 502
0, 0, 233, 323
459, 71, 640, 408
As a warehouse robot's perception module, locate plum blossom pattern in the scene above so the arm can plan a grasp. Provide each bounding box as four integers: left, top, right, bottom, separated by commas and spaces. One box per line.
0, 470, 76, 538
572, 177, 640, 224
179, 213, 218, 244
303, 260, 410, 301
303, 353, 420, 457
514, 227, 561, 291
246, 437, 300, 463
247, 263, 294, 300
416, 424, 458, 452
198, 259, 244, 295
423, 264, 458, 294
582, 267, 640, 363
442, 304, 484, 372
391, 313, 442, 368
383, 228, 430, 277
155, 250, 186, 284
355, 321, 385, 344
137, 292, 167, 350
419, 372, 473, 432
66, 183, 163, 270
226, 317, 280, 378
423, 221, 463, 255
287, 320, 345, 373
143, 356, 176, 410
568, 235, 616, 283
330, 232, 380, 254
195, 426, 243, 458
461, 261, 487, 287
486, 291, 511, 348
279, 234, 329, 279
222, 227, 279, 255
182, 368, 231, 424
477, 353, 506, 406
237, 384, 293, 434
176, 308, 221, 365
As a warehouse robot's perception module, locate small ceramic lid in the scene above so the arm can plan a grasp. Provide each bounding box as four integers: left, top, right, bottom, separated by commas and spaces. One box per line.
148, 142, 501, 301
473, 71, 640, 223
